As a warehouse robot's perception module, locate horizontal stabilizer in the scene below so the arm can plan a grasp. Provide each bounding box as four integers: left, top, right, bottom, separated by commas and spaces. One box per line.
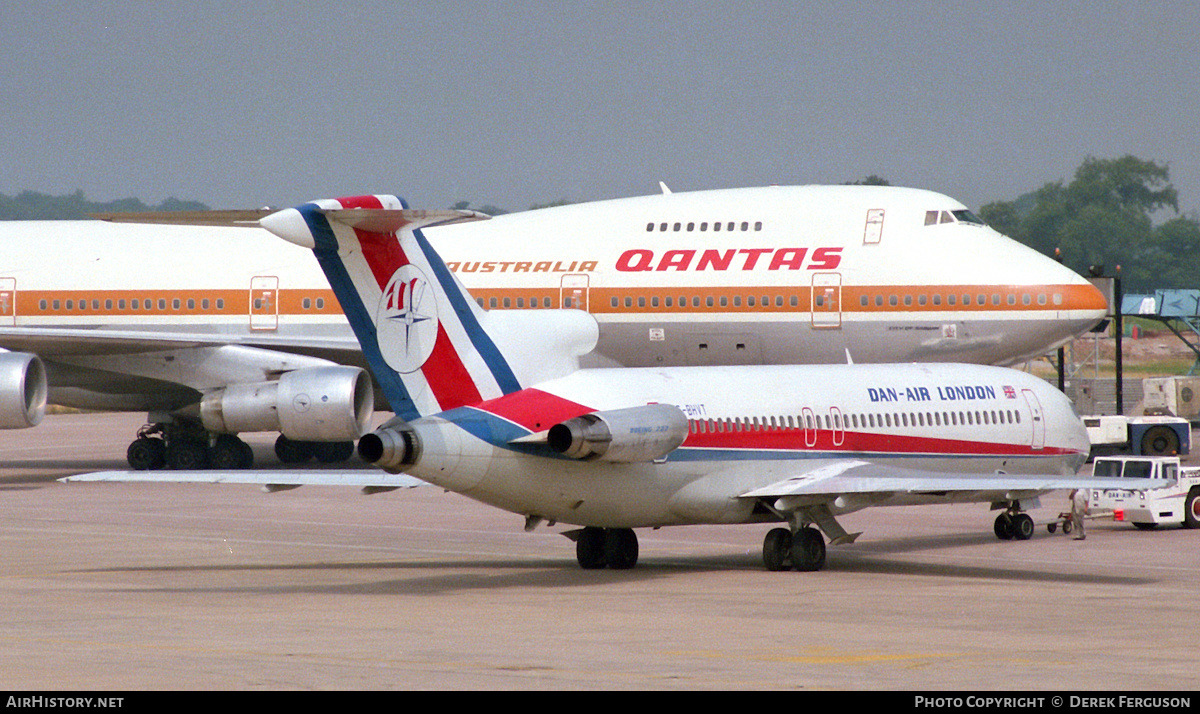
59, 470, 426, 491
322, 207, 490, 234
89, 210, 274, 226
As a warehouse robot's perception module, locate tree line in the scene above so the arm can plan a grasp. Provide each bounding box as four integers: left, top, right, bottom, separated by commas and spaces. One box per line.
0, 190, 208, 220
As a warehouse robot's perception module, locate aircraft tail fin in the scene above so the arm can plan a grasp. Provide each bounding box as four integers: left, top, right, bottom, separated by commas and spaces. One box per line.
260, 195, 596, 420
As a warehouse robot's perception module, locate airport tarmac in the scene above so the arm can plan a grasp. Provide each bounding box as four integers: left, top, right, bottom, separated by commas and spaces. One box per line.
2, 412, 1198, 690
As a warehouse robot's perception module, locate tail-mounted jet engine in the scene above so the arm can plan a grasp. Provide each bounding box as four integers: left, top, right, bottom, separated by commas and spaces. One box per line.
199, 365, 373, 441
547, 404, 689, 462
357, 403, 690, 475
356, 418, 421, 473
0, 352, 48, 429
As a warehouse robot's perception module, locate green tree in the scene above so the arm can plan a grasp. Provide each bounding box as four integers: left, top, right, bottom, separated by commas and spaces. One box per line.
979, 155, 1195, 292
450, 200, 508, 216
0, 190, 209, 220
845, 175, 891, 186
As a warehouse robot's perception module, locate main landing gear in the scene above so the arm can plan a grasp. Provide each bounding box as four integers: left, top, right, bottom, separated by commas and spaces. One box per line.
762, 526, 827, 572
574, 526, 639, 570
993, 506, 1036, 541
274, 434, 356, 465
125, 420, 357, 470
126, 422, 255, 470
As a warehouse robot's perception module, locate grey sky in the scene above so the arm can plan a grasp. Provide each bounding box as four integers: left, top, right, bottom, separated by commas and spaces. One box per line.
3, 1, 1198, 216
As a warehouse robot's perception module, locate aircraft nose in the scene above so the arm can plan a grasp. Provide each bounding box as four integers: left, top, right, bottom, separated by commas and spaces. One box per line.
1074, 277, 1110, 314
1050, 261, 1109, 325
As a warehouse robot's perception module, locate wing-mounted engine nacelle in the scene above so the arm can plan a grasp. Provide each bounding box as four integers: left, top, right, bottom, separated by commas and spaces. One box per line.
200, 366, 374, 441
356, 418, 421, 473
547, 404, 689, 462
0, 352, 48, 429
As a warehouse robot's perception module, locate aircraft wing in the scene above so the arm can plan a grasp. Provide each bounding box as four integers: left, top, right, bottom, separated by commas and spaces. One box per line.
739, 459, 1150, 505
0, 326, 362, 358
59, 470, 425, 492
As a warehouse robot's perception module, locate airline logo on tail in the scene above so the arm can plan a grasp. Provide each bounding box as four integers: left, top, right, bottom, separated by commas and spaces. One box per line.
261, 195, 523, 420
378, 265, 438, 374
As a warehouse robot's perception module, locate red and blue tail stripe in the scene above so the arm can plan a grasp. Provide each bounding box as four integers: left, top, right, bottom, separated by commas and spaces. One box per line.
293, 195, 520, 420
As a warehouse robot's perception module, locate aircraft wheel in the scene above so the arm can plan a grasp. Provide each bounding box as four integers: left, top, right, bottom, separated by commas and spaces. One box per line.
576, 527, 607, 569
313, 440, 355, 464
790, 527, 826, 572
166, 439, 209, 470
1140, 426, 1180, 456
127, 438, 165, 471
210, 434, 253, 469
274, 434, 314, 464
604, 528, 639, 570
1183, 489, 1200, 529
762, 528, 792, 571
1012, 513, 1035, 540
993, 513, 1015, 540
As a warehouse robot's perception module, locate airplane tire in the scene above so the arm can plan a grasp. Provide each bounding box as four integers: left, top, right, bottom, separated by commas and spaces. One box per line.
1012, 513, 1035, 540
1184, 490, 1200, 530
210, 435, 253, 470
576, 527, 607, 569
313, 440, 355, 464
604, 528, 639, 570
762, 528, 792, 571
791, 528, 826, 572
275, 434, 314, 464
127, 438, 165, 471
1140, 426, 1180, 456
994, 513, 1015, 540
166, 440, 209, 470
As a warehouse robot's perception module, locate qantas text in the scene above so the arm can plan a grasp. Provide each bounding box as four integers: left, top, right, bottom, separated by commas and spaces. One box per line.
616, 247, 842, 272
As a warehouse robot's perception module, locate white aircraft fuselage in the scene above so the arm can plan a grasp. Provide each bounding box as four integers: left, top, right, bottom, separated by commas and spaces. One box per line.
387, 362, 1090, 530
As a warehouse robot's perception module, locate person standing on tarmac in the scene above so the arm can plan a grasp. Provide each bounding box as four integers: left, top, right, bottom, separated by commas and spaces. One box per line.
1071, 488, 1089, 540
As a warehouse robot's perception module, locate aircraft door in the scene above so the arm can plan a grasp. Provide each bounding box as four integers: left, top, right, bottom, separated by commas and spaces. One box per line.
811, 273, 842, 329
0, 278, 14, 325
250, 276, 279, 331
863, 208, 885, 245
1021, 389, 1046, 450
829, 406, 845, 446
560, 274, 589, 311
802, 407, 817, 448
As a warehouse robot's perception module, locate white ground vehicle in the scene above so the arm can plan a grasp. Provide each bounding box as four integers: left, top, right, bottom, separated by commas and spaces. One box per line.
1090, 455, 1200, 529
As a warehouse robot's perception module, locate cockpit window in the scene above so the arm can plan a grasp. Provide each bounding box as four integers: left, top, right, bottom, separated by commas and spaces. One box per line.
951, 209, 985, 225
925, 209, 987, 227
